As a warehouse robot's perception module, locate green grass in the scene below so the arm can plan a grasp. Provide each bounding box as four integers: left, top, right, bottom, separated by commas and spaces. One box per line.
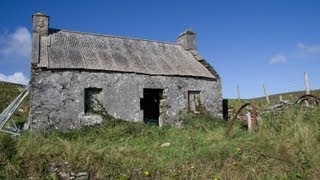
1, 107, 320, 179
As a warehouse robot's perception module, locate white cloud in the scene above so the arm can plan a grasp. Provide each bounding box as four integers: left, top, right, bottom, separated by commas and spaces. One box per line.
294, 43, 320, 59
0, 72, 29, 85
269, 54, 287, 64
0, 27, 31, 58
269, 43, 320, 64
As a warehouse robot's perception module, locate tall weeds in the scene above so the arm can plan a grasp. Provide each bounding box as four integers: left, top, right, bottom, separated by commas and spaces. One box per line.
0, 107, 319, 179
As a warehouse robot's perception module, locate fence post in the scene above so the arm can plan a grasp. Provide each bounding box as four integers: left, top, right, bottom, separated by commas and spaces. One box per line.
304, 72, 310, 95
247, 111, 252, 131
263, 83, 270, 105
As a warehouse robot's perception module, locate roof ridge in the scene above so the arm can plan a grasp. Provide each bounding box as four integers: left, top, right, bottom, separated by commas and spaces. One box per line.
49, 28, 179, 46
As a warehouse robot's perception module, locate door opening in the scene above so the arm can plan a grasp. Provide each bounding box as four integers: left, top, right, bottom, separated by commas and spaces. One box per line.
140, 88, 163, 125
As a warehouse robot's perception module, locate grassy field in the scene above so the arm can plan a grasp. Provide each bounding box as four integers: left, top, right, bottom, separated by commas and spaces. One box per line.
1, 107, 320, 179
1, 82, 320, 179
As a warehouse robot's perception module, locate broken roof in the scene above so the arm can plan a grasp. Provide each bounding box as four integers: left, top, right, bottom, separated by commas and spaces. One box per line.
34, 29, 216, 79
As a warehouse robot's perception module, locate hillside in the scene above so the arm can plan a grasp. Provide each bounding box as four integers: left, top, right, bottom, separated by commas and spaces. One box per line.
228, 89, 320, 110
254, 89, 320, 105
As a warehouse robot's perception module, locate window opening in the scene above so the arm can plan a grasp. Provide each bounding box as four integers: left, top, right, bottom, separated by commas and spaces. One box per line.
84, 88, 103, 115
188, 91, 201, 114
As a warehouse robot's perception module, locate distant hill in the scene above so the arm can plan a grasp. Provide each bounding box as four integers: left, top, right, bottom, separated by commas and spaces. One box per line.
0, 80, 25, 87
254, 89, 320, 103
228, 89, 320, 110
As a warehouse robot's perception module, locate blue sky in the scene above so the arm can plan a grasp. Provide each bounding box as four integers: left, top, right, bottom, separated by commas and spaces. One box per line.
0, 0, 320, 98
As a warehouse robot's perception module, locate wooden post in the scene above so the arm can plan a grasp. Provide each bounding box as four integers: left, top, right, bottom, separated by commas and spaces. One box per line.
279, 95, 283, 102
263, 83, 270, 104
247, 111, 252, 131
237, 84, 240, 101
304, 72, 310, 95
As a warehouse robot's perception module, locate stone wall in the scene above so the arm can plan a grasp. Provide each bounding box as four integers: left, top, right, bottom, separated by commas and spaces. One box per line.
30, 69, 222, 131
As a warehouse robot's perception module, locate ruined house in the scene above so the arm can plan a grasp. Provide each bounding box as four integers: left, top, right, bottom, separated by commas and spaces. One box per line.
30, 13, 222, 131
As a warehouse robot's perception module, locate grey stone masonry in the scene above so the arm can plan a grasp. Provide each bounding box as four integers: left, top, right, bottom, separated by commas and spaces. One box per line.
32, 13, 49, 36
177, 29, 196, 50
29, 69, 222, 131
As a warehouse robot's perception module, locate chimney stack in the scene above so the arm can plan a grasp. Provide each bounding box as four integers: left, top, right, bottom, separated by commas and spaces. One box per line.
32, 12, 49, 36
176, 29, 196, 50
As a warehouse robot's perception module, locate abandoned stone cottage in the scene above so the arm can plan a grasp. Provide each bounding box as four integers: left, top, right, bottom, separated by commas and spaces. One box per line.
29, 13, 222, 131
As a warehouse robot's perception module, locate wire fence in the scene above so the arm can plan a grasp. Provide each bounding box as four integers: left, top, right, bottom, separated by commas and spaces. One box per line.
235, 72, 316, 103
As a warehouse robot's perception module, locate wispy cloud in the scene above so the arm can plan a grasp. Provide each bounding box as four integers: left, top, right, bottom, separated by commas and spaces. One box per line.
269, 43, 320, 64
269, 54, 287, 64
293, 43, 320, 59
0, 27, 31, 58
0, 72, 29, 85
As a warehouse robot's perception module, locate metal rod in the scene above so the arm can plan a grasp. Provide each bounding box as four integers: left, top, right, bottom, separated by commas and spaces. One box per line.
0, 85, 29, 135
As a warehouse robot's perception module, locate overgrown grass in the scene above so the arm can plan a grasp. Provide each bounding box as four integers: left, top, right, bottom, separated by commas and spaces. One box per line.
0, 107, 320, 179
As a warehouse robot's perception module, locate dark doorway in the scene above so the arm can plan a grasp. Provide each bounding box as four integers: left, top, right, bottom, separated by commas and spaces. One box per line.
140, 89, 163, 125
222, 99, 229, 121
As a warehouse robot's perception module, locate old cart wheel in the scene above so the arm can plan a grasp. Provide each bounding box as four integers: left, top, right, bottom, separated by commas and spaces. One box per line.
295, 94, 320, 108
226, 103, 258, 137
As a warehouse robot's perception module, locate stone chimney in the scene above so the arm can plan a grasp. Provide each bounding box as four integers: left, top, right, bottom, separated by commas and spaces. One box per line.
32, 12, 49, 36
176, 29, 196, 50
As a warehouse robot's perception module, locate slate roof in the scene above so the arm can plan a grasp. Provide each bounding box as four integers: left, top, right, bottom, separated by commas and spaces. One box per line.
35, 29, 216, 79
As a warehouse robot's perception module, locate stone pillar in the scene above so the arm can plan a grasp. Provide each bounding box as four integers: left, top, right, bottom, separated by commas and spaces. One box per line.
176, 29, 196, 50
32, 12, 49, 36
